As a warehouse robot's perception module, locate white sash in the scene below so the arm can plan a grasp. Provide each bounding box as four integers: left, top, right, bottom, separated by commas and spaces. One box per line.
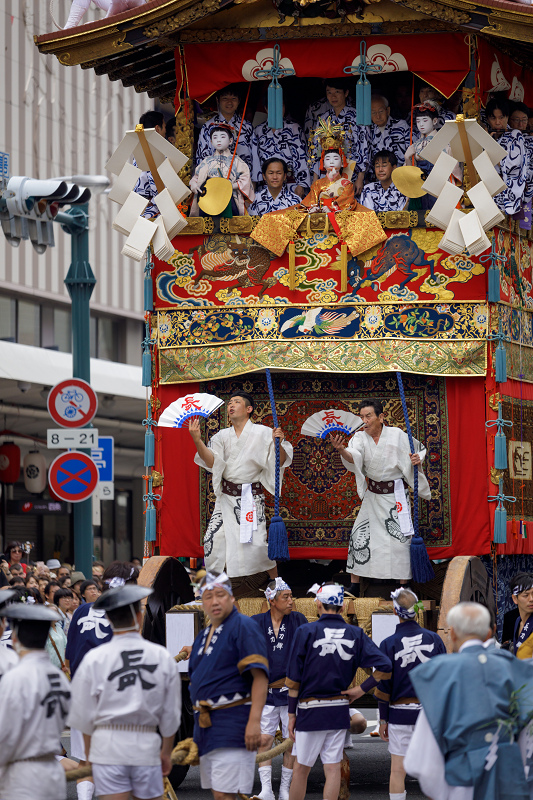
240, 483, 257, 543
394, 479, 414, 536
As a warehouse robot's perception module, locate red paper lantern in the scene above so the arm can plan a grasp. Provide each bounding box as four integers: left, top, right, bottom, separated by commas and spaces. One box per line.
0, 442, 21, 484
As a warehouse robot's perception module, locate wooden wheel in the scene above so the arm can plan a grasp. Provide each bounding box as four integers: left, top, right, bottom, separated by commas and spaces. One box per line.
138, 556, 195, 645
139, 556, 195, 791
437, 556, 495, 651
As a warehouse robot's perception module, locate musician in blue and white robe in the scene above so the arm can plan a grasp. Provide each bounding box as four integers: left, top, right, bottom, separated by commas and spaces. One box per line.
249, 159, 302, 215
376, 588, 446, 800
286, 583, 391, 800
369, 96, 410, 167
487, 98, 528, 216
195, 86, 259, 177
304, 93, 354, 140
254, 117, 310, 195
251, 578, 307, 800
360, 150, 407, 213
511, 572, 533, 660
189, 572, 269, 798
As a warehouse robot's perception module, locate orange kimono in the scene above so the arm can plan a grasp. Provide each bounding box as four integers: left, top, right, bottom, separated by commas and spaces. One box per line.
302, 174, 356, 211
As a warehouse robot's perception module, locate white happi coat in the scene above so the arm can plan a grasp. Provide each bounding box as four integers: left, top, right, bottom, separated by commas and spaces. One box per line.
341, 425, 431, 580
68, 632, 181, 766
0, 642, 18, 679
195, 420, 293, 577
0, 651, 70, 800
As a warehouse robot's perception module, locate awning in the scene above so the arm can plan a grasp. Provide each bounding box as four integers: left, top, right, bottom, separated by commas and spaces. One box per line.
0, 341, 144, 401
175, 34, 471, 105
478, 37, 533, 107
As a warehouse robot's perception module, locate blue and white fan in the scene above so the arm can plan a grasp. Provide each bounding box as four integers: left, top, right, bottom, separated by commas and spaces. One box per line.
158, 392, 224, 428
301, 409, 363, 439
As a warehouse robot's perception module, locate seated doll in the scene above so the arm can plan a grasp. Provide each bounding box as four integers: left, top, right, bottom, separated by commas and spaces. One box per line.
189, 123, 253, 217
302, 119, 357, 212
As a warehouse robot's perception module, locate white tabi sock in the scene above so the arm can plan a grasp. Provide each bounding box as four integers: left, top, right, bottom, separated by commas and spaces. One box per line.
279, 765, 293, 800
256, 765, 274, 800
76, 781, 95, 800
390, 793, 406, 800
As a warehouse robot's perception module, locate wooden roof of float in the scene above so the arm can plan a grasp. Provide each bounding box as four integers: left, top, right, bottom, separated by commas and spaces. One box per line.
35, 0, 533, 102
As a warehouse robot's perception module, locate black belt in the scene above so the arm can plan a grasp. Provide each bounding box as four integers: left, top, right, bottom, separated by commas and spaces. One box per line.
367, 479, 407, 495
221, 478, 263, 498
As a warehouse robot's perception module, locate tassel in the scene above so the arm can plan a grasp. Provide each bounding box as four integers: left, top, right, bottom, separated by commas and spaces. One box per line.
356, 79, 365, 126
493, 505, 507, 543
340, 243, 348, 292
145, 505, 157, 542
410, 534, 435, 583
495, 343, 507, 383
289, 240, 295, 290
520, 520, 528, 539
268, 513, 290, 562
144, 429, 155, 468
488, 267, 500, 303
144, 273, 153, 312
268, 82, 283, 130
142, 349, 152, 387
363, 79, 371, 126
512, 518, 518, 539
494, 431, 507, 469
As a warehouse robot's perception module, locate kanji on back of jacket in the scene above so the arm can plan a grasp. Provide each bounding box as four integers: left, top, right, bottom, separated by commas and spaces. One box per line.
35, 0, 533, 631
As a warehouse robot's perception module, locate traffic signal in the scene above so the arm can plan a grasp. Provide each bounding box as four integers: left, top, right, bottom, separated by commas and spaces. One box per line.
0, 177, 91, 253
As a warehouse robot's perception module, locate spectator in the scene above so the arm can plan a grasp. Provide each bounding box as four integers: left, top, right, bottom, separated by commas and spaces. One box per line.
57, 564, 71, 580
10, 564, 24, 580
5, 542, 27, 576
46, 558, 62, 576
131, 557, 142, 568
80, 580, 101, 605
92, 561, 105, 581
254, 106, 310, 196
38, 578, 49, 602
25, 575, 39, 590
70, 571, 86, 598
54, 587, 74, 634
44, 581, 60, 606
368, 95, 410, 169
487, 98, 528, 215
249, 158, 302, 214
58, 575, 72, 589
360, 150, 407, 212
195, 84, 259, 178
9, 577, 25, 587
71, 591, 80, 613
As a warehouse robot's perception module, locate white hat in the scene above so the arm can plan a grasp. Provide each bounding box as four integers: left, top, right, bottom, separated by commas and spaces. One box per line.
46, 558, 61, 570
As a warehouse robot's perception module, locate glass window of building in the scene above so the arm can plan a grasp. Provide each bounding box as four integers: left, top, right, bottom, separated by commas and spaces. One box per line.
0, 297, 16, 341
53, 308, 71, 353
90, 316, 97, 359
17, 300, 40, 346
98, 317, 118, 362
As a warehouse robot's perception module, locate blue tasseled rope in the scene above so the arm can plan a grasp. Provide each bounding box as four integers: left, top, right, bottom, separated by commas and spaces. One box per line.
396, 372, 434, 582
265, 368, 289, 561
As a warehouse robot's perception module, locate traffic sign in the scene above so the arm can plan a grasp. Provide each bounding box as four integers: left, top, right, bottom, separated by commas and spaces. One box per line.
47, 428, 99, 449
47, 378, 98, 428
91, 436, 114, 499
48, 451, 99, 503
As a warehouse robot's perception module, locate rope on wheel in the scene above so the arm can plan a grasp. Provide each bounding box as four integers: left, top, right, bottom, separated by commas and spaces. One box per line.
65, 736, 293, 780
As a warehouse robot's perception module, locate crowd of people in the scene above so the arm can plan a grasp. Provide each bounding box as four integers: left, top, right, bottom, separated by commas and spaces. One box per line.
136, 79, 533, 219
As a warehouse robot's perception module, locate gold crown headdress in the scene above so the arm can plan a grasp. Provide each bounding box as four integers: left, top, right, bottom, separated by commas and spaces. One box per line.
308, 117, 348, 169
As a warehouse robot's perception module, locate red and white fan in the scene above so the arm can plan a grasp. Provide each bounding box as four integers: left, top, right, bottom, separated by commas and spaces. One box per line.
158, 392, 224, 428
301, 409, 363, 439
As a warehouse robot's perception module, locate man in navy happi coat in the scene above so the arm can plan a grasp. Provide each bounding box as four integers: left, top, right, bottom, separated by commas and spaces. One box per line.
376, 588, 446, 800
189, 571, 269, 800
286, 582, 392, 800
252, 578, 307, 800
405, 601, 533, 800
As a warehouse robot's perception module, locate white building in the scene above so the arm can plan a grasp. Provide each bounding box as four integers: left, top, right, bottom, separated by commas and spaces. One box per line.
0, 0, 151, 565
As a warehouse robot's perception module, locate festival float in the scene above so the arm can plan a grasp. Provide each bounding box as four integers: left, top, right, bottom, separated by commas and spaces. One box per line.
35, 0, 533, 658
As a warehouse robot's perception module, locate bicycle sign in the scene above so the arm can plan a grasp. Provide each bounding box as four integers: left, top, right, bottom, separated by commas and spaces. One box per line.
47, 379, 98, 429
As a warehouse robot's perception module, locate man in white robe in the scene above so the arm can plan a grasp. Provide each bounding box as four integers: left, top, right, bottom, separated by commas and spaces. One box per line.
0, 604, 71, 800
189, 392, 293, 579
68, 585, 181, 800
0, 589, 18, 680
330, 398, 430, 592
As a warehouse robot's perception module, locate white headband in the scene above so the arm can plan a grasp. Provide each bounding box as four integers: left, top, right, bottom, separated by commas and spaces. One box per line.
264, 577, 291, 601
312, 583, 344, 606
106, 577, 126, 589
391, 587, 419, 619
199, 571, 232, 597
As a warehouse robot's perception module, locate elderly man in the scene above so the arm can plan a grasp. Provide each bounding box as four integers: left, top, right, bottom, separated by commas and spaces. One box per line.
189, 571, 269, 800
287, 582, 392, 800
404, 601, 533, 800
368, 95, 410, 168
251, 578, 308, 800
330, 398, 430, 594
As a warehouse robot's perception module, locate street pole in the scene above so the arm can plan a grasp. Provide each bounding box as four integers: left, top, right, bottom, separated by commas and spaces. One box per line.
57, 203, 96, 579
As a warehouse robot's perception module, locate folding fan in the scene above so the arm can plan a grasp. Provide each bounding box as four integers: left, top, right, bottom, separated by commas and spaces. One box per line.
158, 393, 224, 428
300, 409, 363, 439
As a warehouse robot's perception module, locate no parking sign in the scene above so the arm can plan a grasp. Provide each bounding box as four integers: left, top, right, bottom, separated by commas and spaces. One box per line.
48, 451, 99, 503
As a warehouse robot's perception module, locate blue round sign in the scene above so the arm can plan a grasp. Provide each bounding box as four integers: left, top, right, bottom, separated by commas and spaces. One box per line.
48, 451, 99, 503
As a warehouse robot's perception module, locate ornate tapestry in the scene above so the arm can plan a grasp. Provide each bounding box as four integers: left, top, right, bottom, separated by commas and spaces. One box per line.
502, 395, 533, 521
197, 372, 451, 554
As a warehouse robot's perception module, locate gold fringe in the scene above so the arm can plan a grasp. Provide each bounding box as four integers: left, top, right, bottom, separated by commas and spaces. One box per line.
340, 242, 348, 292
289, 240, 296, 290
